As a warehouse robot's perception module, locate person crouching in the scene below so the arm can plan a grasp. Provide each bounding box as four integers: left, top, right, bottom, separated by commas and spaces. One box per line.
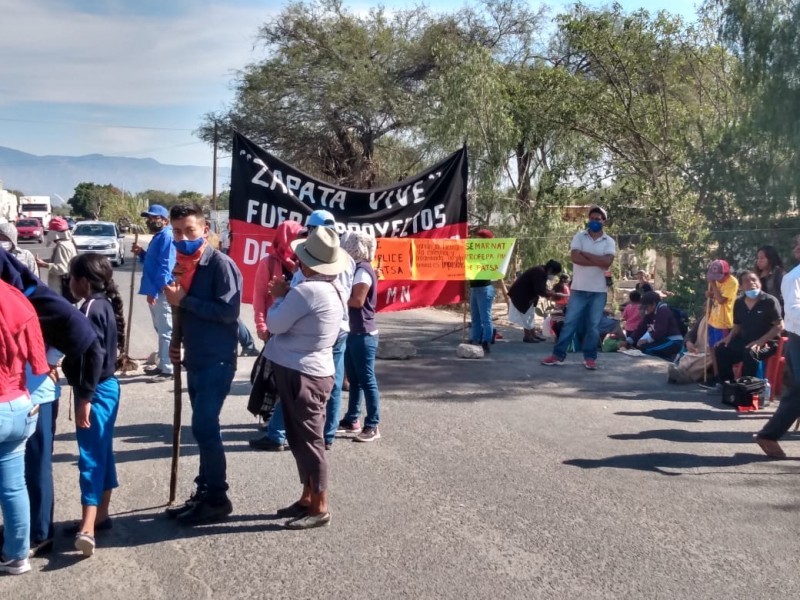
623, 291, 684, 361
266, 226, 349, 529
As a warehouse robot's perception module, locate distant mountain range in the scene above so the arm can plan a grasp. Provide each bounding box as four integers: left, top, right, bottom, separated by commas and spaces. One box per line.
0, 146, 217, 203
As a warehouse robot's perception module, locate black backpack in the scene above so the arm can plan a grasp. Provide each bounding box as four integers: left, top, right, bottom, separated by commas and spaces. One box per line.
668, 306, 689, 336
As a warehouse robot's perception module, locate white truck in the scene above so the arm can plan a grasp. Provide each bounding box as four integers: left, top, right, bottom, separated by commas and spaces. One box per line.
19, 196, 52, 228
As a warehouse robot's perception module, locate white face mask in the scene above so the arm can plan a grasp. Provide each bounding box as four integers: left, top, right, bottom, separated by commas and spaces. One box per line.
547, 274, 556, 281
0, 241, 12, 251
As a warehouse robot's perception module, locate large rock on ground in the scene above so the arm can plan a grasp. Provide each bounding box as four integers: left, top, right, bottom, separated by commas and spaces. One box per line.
456, 343, 484, 359
377, 341, 417, 360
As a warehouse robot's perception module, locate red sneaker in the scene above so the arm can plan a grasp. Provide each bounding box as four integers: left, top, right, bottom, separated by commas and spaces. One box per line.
541, 355, 563, 366
584, 359, 597, 370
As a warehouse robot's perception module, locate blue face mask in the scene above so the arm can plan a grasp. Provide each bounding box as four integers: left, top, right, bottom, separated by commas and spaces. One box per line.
744, 289, 760, 299
587, 220, 603, 233
173, 238, 204, 256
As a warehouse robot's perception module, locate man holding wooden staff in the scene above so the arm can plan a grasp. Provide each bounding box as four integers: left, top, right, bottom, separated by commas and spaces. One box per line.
701, 259, 739, 390
162, 203, 242, 525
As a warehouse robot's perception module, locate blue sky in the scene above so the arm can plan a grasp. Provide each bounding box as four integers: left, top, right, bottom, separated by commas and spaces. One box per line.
0, 0, 700, 178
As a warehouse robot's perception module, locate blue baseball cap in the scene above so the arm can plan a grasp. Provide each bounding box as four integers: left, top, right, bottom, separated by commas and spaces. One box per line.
307, 209, 336, 228
141, 204, 169, 218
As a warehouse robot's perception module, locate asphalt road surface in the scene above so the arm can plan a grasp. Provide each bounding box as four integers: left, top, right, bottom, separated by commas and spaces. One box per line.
2, 239, 799, 599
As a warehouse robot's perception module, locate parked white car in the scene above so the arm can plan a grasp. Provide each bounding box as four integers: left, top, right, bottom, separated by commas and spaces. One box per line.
72, 221, 126, 266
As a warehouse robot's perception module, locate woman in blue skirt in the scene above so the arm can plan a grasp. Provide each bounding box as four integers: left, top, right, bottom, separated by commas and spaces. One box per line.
63, 254, 125, 557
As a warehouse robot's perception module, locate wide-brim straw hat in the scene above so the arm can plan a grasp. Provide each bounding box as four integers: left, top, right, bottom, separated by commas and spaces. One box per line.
290, 226, 349, 276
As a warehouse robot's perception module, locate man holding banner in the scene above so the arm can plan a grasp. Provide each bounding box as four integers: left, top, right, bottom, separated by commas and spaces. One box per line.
541, 206, 616, 370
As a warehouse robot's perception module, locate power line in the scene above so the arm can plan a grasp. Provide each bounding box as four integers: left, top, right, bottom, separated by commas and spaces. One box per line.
512, 226, 799, 241
0, 117, 194, 132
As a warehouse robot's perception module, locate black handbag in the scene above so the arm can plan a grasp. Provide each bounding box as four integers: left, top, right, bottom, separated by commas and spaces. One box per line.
721, 377, 766, 408
247, 348, 279, 419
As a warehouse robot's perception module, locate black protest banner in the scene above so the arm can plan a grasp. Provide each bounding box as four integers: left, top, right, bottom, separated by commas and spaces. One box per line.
229, 132, 468, 310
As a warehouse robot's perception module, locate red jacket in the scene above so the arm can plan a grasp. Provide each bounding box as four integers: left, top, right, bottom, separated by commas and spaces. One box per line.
252, 221, 303, 336
0, 280, 48, 402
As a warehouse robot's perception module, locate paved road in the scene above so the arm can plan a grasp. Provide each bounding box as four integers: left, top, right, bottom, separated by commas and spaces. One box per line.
2, 244, 800, 599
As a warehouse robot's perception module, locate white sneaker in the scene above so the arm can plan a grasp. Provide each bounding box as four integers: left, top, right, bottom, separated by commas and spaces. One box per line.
0, 557, 32, 575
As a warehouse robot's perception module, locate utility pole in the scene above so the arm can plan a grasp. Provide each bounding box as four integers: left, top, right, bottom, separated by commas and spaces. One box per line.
212, 121, 219, 213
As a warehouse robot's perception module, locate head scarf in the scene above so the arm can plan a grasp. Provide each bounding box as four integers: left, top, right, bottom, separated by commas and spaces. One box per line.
267, 220, 303, 271
0, 222, 19, 249
340, 230, 376, 263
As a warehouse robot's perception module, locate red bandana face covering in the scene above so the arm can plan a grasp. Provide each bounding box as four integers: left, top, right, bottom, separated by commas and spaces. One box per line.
173, 241, 207, 292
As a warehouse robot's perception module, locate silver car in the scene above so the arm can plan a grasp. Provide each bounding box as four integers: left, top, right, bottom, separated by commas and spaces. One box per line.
72, 221, 126, 266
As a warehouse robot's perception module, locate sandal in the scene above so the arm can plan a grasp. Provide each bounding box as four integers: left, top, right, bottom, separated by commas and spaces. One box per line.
64, 517, 112, 536
275, 501, 310, 519
74, 533, 95, 557
284, 512, 331, 530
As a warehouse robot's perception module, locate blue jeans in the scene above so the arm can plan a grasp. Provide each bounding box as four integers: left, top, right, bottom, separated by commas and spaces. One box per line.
264, 401, 286, 445
76, 378, 120, 506
553, 290, 607, 361
187, 362, 235, 502
237, 319, 256, 352
0, 394, 38, 561
324, 332, 348, 444
470, 285, 495, 344
149, 293, 173, 375
344, 333, 381, 428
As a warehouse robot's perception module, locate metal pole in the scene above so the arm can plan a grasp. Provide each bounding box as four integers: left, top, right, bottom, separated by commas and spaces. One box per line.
212, 121, 218, 213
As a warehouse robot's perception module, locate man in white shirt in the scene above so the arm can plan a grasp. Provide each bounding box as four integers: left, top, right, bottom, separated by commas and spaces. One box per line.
542, 205, 616, 370
754, 235, 800, 458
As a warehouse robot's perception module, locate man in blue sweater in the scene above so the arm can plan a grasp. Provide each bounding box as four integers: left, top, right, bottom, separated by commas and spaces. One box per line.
132, 204, 176, 381
162, 203, 242, 525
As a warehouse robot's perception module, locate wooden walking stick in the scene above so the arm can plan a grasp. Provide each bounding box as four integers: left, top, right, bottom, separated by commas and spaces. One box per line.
120, 231, 139, 374
462, 280, 469, 342
703, 283, 712, 383
168, 306, 183, 505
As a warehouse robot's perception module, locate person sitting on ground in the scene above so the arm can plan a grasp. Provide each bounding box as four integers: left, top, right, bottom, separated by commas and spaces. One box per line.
754, 245, 784, 311
552, 274, 570, 310
708, 271, 782, 395
621, 291, 643, 339
667, 315, 710, 384
507, 259, 562, 343
635, 270, 654, 294
0, 222, 37, 274
621, 291, 684, 361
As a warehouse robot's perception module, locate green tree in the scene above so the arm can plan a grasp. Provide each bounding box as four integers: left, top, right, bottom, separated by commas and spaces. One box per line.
178, 190, 204, 203
68, 183, 123, 219
141, 189, 180, 207
198, 0, 465, 187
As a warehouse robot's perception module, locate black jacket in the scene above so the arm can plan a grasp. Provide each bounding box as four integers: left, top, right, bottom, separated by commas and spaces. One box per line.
0, 247, 103, 399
